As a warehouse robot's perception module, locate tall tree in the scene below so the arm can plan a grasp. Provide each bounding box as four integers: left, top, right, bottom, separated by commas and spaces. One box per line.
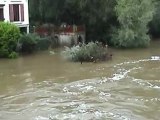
29, 0, 65, 24
29, 0, 117, 42
63, 0, 117, 41
111, 0, 155, 48
149, 0, 160, 38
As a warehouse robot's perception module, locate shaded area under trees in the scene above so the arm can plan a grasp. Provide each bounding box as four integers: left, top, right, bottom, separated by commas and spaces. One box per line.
29, 0, 159, 47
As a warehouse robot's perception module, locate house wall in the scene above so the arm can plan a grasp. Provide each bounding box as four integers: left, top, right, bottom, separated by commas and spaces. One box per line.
0, 0, 29, 33
56, 32, 86, 46
0, 0, 5, 4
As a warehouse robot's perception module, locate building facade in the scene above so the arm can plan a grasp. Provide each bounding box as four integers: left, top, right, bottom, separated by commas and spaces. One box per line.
0, 0, 29, 33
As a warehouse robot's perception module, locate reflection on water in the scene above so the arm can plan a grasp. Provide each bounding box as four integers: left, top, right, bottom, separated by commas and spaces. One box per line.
0, 42, 160, 120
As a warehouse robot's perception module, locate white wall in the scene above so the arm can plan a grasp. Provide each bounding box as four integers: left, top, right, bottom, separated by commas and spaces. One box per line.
1, 0, 29, 32
57, 32, 86, 46
59, 34, 73, 46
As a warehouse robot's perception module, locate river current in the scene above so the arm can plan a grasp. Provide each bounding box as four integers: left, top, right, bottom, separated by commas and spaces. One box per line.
0, 41, 160, 120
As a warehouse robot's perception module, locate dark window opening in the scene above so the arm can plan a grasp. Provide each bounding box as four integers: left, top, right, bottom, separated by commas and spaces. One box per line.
20, 27, 27, 33
0, 8, 4, 21
13, 4, 20, 21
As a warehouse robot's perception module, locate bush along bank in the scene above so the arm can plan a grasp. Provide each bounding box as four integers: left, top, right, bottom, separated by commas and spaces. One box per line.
0, 22, 54, 58
17, 33, 60, 54
63, 42, 112, 64
0, 22, 20, 58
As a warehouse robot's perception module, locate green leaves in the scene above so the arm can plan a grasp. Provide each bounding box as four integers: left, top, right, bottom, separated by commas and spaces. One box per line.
63, 42, 108, 62
149, 0, 160, 37
29, 0, 116, 41
0, 22, 20, 58
18, 33, 54, 53
19, 33, 40, 53
111, 0, 155, 48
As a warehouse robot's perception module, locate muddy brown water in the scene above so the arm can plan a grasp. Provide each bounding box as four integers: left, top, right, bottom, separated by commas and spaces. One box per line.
0, 41, 160, 120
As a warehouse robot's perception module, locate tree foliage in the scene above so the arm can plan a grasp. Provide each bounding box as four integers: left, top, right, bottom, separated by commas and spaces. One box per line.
111, 0, 155, 48
149, 1, 160, 38
0, 22, 20, 58
63, 42, 109, 62
29, 0, 117, 42
73, 0, 117, 42
29, 0, 65, 24
29, 0, 158, 48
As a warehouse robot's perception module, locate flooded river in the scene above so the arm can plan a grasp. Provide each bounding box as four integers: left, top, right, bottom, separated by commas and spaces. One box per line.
0, 41, 160, 120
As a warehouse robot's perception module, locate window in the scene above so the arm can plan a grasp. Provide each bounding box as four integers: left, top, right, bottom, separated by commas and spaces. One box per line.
0, 8, 4, 21
0, 5, 4, 21
9, 4, 24, 22
13, 4, 19, 21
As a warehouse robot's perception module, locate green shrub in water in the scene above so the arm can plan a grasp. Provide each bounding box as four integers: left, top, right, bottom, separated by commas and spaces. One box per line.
18, 33, 60, 53
18, 33, 39, 53
63, 42, 110, 63
36, 37, 51, 50
0, 22, 20, 58
8, 52, 18, 58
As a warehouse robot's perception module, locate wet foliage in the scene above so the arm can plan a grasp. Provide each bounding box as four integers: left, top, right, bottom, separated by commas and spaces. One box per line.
18, 34, 59, 54
110, 0, 154, 48
0, 22, 20, 58
63, 42, 112, 63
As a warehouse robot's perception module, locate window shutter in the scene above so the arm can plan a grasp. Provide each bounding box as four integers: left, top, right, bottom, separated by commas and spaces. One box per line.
20, 4, 24, 21
9, 4, 14, 22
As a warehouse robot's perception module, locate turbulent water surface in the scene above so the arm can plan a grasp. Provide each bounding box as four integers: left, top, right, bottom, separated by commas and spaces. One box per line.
0, 41, 160, 120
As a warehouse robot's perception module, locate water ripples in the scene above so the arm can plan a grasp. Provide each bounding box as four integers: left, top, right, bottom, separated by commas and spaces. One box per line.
0, 57, 160, 120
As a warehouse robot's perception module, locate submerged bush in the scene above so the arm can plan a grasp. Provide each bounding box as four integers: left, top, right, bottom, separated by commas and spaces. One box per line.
0, 22, 20, 58
63, 42, 111, 63
18, 33, 39, 53
36, 37, 51, 50
18, 34, 54, 53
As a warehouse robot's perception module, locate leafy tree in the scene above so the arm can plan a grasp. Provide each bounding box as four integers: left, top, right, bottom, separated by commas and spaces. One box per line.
149, 1, 160, 38
84, 0, 116, 41
29, 0, 65, 24
111, 0, 155, 48
66, 0, 117, 42
29, 0, 117, 42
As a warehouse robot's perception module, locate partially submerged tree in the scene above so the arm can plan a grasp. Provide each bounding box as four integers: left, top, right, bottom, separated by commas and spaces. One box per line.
111, 0, 155, 48
63, 42, 111, 63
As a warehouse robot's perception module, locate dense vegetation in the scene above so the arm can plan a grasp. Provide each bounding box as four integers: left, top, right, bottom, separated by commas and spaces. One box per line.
0, 22, 20, 58
29, 0, 160, 48
111, 0, 154, 48
0, 22, 54, 58
63, 42, 111, 63
18, 34, 55, 53
0, 0, 159, 59
149, 1, 160, 38
29, 0, 116, 43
